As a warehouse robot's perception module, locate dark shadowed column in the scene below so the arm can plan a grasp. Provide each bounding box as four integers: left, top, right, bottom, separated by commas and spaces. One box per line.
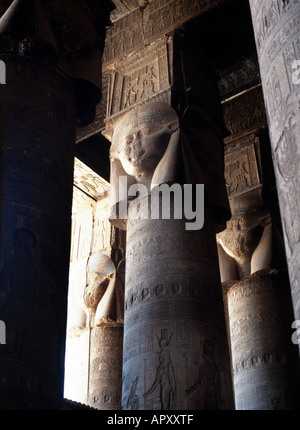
0, 0, 113, 409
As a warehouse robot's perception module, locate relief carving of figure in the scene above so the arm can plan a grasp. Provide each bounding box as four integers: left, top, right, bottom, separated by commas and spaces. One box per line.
144, 329, 176, 410
186, 337, 222, 410
126, 375, 140, 410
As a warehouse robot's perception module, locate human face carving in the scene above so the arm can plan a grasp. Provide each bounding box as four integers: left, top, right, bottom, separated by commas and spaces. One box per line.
118, 122, 171, 180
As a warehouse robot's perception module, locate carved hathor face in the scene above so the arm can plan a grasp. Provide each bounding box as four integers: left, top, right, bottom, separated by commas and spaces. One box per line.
112, 103, 178, 181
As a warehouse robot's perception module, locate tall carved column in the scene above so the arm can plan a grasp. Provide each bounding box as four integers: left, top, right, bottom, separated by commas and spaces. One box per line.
0, 0, 113, 409
121, 195, 233, 410
227, 270, 299, 409
248, 0, 300, 330
108, 29, 234, 408
83, 252, 124, 410
217, 137, 300, 409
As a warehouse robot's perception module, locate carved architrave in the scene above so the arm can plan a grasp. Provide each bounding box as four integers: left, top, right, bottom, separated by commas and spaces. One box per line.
104, 36, 171, 134
222, 85, 267, 139
218, 57, 261, 101
103, 0, 223, 66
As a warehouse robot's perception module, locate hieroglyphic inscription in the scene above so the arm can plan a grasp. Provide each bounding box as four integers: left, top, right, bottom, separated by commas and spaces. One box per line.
106, 39, 170, 120
126, 231, 214, 269
103, 8, 144, 65
226, 271, 299, 409
232, 347, 287, 375
122, 206, 234, 409
224, 137, 261, 198
273, 98, 300, 246
218, 58, 261, 101
103, 0, 222, 66
88, 325, 123, 410
222, 86, 267, 139
73, 158, 110, 201
124, 272, 219, 314
229, 311, 285, 344
251, 0, 300, 64
249, 0, 300, 324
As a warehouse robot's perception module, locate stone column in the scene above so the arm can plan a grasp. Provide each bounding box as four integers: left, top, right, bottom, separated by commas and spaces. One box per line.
217, 135, 300, 409
83, 253, 125, 410
248, 0, 300, 329
227, 270, 300, 409
0, 0, 113, 409
0, 41, 75, 413
109, 97, 234, 410
88, 324, 123, 410
66, 163, 125, 410
122, 199, 233, 410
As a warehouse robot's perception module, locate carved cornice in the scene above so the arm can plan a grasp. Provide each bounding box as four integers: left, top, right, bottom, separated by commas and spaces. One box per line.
103, 0, 225, 67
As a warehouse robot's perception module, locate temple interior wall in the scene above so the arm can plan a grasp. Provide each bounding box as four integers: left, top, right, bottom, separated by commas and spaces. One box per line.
1, 0, 299, 411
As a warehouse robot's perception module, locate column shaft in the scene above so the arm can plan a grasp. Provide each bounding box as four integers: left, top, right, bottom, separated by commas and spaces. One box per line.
248, 0, 300, 326
122, 199, 234, 410
0, 56, 76, 409
227, 270, 300, 409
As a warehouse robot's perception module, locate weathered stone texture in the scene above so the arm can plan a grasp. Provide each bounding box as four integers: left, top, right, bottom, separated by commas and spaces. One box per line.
87, 324, 123, 410
249, 0, 300, 326
227, 270, 300, 410
0, 56, 76, 410
122, 199, 233, 410
65, 167, 125, 409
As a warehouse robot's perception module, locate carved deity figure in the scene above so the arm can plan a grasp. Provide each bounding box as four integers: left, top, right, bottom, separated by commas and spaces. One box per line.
217, 195, 273, 281
83, 253, 124, 326
110, 102, 180, 189
109, 101, 231, 231
144, 329, 176, 410
186, 337, 222, 410
109, 102, 180, 228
